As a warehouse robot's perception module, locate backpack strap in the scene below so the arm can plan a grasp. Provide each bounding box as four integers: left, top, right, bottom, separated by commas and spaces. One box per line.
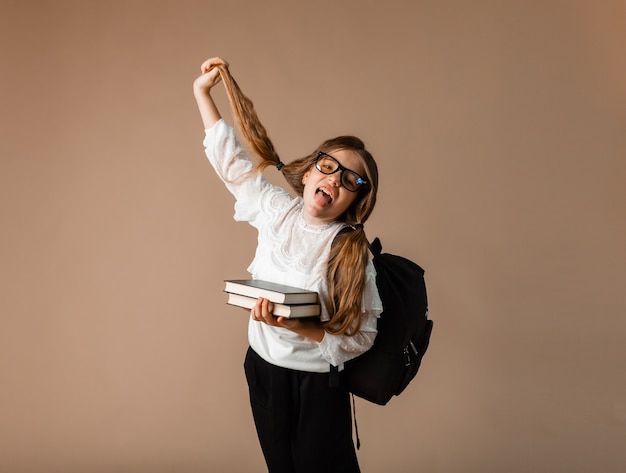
370, 237, 382, 256
335, 225, 382, 258
329, 364, 340, 388
328, 365, 362, 449
351, 393, 361, 449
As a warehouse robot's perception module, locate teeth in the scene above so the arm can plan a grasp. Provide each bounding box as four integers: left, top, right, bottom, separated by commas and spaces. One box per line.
319, 188, 333, 201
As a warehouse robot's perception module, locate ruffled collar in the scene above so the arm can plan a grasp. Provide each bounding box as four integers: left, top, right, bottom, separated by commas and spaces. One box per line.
296, 208, 337, 233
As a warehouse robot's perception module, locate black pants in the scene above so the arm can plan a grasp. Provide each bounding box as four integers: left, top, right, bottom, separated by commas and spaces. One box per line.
244, 347, 360, 473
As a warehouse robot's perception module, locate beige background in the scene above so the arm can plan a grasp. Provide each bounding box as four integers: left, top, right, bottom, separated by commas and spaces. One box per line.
1, 1, 625, 472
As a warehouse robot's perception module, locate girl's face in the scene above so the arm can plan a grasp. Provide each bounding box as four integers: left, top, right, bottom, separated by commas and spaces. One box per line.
301, 148, 365, 225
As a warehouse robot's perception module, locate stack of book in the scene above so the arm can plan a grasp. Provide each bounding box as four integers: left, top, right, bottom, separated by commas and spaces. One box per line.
223, 279, 321, 318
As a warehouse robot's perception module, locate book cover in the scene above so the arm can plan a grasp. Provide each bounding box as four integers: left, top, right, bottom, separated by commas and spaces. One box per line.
225, 293, 321, 318
223, 279, 319, 304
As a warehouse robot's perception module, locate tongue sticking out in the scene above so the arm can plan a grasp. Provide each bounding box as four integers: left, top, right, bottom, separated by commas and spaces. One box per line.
314, 188, 333, 207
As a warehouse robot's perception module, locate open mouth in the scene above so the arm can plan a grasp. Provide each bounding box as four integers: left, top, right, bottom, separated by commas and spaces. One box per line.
315, 186, 334, 205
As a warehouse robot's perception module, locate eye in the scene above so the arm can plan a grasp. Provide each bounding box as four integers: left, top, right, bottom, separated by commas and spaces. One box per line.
319, 158, 337, 172
344, 172, 359, 185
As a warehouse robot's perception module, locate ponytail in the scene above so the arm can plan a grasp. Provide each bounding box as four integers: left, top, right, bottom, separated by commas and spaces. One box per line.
324, 225, 370, 335
215, 65, 281, 171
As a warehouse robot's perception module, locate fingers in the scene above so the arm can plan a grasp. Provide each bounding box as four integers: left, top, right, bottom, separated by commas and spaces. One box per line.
200, 56, 229, 73
251, 298, 275, 324
194, 57, 228, 92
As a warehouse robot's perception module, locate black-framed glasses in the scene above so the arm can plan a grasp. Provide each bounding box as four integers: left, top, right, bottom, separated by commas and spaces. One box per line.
314, 151, 368, 192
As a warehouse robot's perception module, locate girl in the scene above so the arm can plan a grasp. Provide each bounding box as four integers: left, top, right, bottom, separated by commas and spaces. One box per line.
193, 57, 382, 473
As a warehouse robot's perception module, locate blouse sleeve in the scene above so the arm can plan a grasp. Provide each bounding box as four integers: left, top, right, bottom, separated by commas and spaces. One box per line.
203, 119, 285, 225
317, 258, 383, 366
203, 119, 254, 192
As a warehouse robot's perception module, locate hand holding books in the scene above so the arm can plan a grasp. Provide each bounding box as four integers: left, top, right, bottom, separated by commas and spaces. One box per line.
224, 279, 321, 319
247, 295, 326, 343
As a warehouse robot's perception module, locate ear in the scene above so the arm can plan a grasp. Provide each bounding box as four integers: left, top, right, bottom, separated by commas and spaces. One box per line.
302, 170, 310, 185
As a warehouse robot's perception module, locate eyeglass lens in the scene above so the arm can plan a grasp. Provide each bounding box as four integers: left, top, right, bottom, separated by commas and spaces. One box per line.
315, 153, 366, 192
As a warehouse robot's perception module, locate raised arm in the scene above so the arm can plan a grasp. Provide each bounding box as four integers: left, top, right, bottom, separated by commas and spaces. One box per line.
193, 57, 228, 129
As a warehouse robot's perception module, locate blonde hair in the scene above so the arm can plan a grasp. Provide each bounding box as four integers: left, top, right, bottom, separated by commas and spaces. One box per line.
216, 64, 379, 336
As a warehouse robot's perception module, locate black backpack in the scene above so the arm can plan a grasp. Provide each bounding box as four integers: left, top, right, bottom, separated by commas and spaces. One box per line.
337, 237, 433, 406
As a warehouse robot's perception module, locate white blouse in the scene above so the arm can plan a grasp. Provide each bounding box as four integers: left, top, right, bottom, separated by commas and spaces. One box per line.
204, 119, 382, 372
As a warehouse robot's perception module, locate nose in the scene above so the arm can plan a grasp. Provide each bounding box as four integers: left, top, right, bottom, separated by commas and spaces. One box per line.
327, 173, 342, 187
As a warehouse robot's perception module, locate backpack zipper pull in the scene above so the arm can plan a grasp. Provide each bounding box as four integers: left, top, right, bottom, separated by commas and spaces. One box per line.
404, 341, 419, 367
403, 346, 411, 366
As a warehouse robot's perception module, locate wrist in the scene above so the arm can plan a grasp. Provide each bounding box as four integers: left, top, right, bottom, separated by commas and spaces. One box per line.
281, 318, 325, 342
297, 319, 325, 343
193, 84, 211, 99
